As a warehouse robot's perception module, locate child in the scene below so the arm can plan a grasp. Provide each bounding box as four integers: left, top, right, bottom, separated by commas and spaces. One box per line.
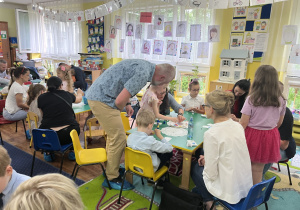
190, 90, 252, 210
4, 173, 84, 210
181, 79, 205, 114
127, 109, 173, 172
0, 146, 30, 208
240, 65, 286, 185
56, 65, 74, 93
140, 84, 178, 122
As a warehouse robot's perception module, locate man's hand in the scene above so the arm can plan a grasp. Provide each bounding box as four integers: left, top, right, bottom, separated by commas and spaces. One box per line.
198, 155, 205, 166
126, 105, 134, 117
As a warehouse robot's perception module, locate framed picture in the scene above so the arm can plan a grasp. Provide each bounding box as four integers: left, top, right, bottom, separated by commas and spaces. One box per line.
246, 6, 262, 20
232, 19, 246, 32
253, 19, 269, 32
230, 33, 244, 49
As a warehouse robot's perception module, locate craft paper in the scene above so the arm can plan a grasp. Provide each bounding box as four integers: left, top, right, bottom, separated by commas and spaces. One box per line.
85, 8, 95, 21
75, 11, 85, 21
189, 0, 208, 8
176, 0, 189, 6
67, 12, 75, 22
243, 32, 256, 44
246, 7, 261, 20
161, 127, 188, 137
231, 19, 246, 32
91, 44, 95, 51
126, 23, 134, 36
229, 0, 249, 7
234, 7, 247, 17
95, 5, 107, 19
132, 40, 135, 54
164, 21, 173, 37
89, 28, 94, 35
153, 40, 164, 55
105, 1, 118, 14
95, 43, 99, 50
119, 39, 125, 52
250, 0, 273, 6
289, 45, 300, 64
147, 25, 157, 39
92, 37, 96, 43
135, 24, 142, 39
95, 19, 100, 24
254, 33, 269, 52
230, 33, 244, 49
95, 27, 99, 34
87, 46, 91, 53
88, 37, 92, 43
60, 12, 67, 22
274, 0, 287, 2
104, 40, 112, 53
99, 26, 104, 35
209, 0, 229, 9
281, 25, 298, 45
54, 12, 61, 21
197, 42, 209, 58
167, 121, 188, 128
141, 40, 151, 54
176, 21, 187, 37
208, 25, 220, 42
253, 19, 269, 32
154, 15, 164, 30
97, 37, 100, 42
190, 24, 201, 41
166, 40, 178, 56
140, 12, 152, 23
115, 15, 122, 29
242, 45, 254, 63
109, 26, 116, 39
180, 43, 192, 59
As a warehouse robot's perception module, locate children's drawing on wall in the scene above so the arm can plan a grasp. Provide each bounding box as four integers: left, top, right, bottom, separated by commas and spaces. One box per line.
94, 27, 99, 34
254, 33, 269, 52
231, 19, 246, 32
141, 40, 151, 54
243, 32, 256, 44
230, 33, 244, 49
253, 19, 269, 32
119, 39, 125, 52
114, 15, 122, 29
281, 25, 298, 45
166, 40, 178, 56
153, 40, 164, 55
126, 23, 134, 36
180, 43, 192, 59
250, 0, 273, 6
164, 21, 173, 37
99, 26, 104, 35
208, 25, 220, 42
104, 40, 112, 53
154, 15, 164, 30
246, 7, 261, 20
190, 24, 201, 41
229, 0, 249, 7
109, 26, 116, 39
177, 0, 189, 6
234, 7, 247, 17
189, 0, 207, 8
147, 25, 157, 39
89, 27, 94, 35
209, 0, 229, 9
176, 21, 187, 37
135, 24, 142, 39
132, 40, 135, 54
197, 42, 209, 58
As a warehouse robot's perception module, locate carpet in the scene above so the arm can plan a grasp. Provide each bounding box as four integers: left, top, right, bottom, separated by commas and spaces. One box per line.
2, 141, 84, 186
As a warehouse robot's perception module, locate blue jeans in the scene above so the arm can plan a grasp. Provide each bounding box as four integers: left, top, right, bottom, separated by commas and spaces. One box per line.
263, 149, 287, 179
190, 161, 213, 202
3, 109, 27, 121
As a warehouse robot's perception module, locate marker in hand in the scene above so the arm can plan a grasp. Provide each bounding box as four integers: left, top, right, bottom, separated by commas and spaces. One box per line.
156, 120, 160, 129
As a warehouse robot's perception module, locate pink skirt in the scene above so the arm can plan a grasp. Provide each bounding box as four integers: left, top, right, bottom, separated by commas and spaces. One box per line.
245, 127, 281, 164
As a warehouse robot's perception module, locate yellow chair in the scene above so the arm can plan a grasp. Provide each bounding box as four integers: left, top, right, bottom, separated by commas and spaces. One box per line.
120, 112, 131, 135
70, 129, 111, 189
118, 147, 169, 210
84, 117, 106, 149
27, 112, 39, 148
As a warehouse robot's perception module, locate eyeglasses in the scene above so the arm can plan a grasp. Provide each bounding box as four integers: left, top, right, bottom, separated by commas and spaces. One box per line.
191, 89, 200, 92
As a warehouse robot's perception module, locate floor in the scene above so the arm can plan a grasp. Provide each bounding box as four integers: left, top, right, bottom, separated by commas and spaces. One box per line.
1, 112, 124, 182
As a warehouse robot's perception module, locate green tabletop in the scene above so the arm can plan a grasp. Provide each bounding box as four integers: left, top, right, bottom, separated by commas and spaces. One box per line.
73, 104, 91, 114
128, 112, 213, 152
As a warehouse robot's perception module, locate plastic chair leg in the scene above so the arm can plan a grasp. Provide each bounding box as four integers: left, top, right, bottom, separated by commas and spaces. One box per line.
71, 163, 78, 178
30, 151, 36, 177
210, 200, 217, 210
141, 177, 144, 185
29, 137, 33, 148
100, 163, 111, 190
59, 153, 65, 174
265, 202, 268, 210
22, 119, 27, 139
284, 162, 292, 185
15, 121, 17, 132
149, 182, 158, 210
277, 162, 281, 172
118, 171, 128, 204
73, 165, 81, 180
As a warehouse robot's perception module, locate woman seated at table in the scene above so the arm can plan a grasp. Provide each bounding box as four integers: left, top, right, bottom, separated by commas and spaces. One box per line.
38, 76, 83, 161
156, 87, 185, 122
3, 67, 30, 121
190, 90, 252, 210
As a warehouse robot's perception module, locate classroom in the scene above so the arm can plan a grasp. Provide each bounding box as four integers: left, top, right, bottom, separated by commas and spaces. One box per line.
0, 0, 300, 209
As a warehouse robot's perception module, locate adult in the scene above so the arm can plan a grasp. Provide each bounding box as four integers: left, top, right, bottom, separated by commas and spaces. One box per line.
190, 90, 252, 210
86, 59, 175, 190
230, 79, 251, 121
59, 63, 87, 91
3, 67, 30, 121
0, 59, 10, 85
38, 76, 83, 161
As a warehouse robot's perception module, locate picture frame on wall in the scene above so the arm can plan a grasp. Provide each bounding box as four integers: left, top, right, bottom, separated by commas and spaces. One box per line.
253, 19, 269, 32
246, 6, 262, 20
234, 7, 247, 17
231, 19, 246, 32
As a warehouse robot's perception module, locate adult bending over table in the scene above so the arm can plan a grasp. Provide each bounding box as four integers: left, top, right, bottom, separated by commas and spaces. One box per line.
86, 59, 175, 190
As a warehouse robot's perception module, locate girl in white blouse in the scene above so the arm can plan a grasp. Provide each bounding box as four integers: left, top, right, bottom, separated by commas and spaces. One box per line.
190, 90, 252, 210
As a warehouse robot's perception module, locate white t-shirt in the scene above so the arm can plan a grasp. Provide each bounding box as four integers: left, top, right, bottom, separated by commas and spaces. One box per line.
203, 119, 253, 204
5, 82, 28, 114
181, 95, 204, 110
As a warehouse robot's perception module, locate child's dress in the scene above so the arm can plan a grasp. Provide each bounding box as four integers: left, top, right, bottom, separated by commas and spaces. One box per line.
140, 89, 159, 115
181, 95, 204, 110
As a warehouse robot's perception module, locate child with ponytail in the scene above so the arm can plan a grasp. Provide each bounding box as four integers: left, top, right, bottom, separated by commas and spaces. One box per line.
56, 65, 74, 93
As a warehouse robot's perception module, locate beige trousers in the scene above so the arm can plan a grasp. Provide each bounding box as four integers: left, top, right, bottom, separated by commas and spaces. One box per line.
88, 100, 126, 180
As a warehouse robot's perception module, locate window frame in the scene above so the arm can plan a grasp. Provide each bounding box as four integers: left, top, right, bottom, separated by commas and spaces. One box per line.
15, 9, 32, 53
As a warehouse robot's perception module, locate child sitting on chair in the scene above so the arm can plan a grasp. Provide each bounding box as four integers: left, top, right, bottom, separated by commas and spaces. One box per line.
0, 146, 30, 208
127, 109, 173, 172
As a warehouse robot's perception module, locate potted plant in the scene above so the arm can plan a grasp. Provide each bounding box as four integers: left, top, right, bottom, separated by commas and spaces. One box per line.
192, 65, 199, 79
169, 80, 178, 97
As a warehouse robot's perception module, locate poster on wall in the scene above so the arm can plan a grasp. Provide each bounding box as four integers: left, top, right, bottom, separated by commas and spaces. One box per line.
164, 21, 173, 37
141, 40, 151, 54
254, 33, 269, 52
153, 40, 164, 55
87, 16, 104, 53
231, 19, 246, 32
135, 24, 142, 39
234, 7, 247, 17
229, 0, 249, 8
147, 25, 157, 39
166, 40, 178, 56
180, 43, 192, 59
250, 0, 273, 6
189, 0, 208, 8
140, 12, 152, 23
253, 19, 269, 32
190, 24, 201, 41
126, 23, 134, 36
243, 32, 256, 44
209, 0, 229, 9
104, 39, 112, 53
197, 42, 209, 58
176, 21, 187, 37
281, 25, 298, 45
230, 33, 244, 49
289, 44, 300, 64
119, 39, 125, 52
154, 15, 164, 30
114, 15, 122, 29
246, 7, 261, 20
109, 26, 116, 39
208, 25, 220, 42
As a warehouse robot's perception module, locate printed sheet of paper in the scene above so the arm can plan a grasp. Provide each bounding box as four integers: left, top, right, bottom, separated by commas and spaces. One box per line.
109, 26, 116, 39
141, 40, 151, 54
254, 33, 269, 52
126, 23, 134, 36
230, 33, 244, 49
250, 0, 273, 6
232, 19, 246, 32
282, 25, 298, 45
197, 42, 209, 58
180, 43, 192, 59
164, 21, 173, 37
161, 127, 188, 137
153, 40, 164, 55
229, 0, 249, 7
147, 25, 157, 39
114, 15, 122, 29
208, 25, 220, 42
189, 0, 208, 8
119, 39, 125, 52
190, 24, 201, 41
166, 40, 178, 56
209, 0, 229, 9
135, 24, 142, 39
154, 15, 164, 30
176, 21, 187, 37
289, 44, 300, 64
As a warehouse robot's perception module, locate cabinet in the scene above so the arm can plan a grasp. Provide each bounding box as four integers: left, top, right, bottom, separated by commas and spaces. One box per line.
210, 80, 235, 92
0, 22, 11, 67
78, 53, 103, 85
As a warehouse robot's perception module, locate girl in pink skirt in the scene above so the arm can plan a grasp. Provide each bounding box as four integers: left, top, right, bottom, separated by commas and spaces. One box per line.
240, 65, 286, 185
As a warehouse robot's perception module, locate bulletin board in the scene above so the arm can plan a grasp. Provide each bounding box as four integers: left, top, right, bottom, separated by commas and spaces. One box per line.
87, 16, 105, 53
230, 4, 272, 62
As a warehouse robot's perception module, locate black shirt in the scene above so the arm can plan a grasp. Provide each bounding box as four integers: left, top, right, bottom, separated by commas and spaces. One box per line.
71, 65, 87, 91
38, 90, 78, 129
278, 107, 296, 159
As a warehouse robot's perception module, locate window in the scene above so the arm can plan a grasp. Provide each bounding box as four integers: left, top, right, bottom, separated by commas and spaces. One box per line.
222, 60, 230, 66
234, 61, 241, 67
220, 71, 230, 77
179, 72, 206, 94
15, 9, 31, 53
287, 86, 300, 109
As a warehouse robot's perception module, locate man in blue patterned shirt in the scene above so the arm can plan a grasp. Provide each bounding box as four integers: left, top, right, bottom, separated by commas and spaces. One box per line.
86, 59, 175, 190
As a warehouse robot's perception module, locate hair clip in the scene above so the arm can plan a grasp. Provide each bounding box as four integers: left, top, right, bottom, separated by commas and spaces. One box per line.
189, 78, 198, 85
61, 66, 66, 71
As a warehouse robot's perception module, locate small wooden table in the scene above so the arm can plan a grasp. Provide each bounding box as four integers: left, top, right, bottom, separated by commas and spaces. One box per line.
128, 112, 213, 190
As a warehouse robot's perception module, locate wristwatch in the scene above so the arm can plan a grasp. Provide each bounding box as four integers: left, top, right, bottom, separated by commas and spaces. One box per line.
178, 113, 183, 116
126, 102, 131, 106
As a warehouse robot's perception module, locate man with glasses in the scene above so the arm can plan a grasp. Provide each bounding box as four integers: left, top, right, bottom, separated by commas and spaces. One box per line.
0, 59, 10, 85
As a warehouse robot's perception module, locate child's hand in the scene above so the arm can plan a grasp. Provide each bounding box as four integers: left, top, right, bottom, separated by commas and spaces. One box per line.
154, 129, 163, 140
185, 108, 193, 112
77, 88, 84, 96
170, 117, 178, 123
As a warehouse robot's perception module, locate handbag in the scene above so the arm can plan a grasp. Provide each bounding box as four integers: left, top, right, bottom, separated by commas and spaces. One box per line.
52, 92, 76, 118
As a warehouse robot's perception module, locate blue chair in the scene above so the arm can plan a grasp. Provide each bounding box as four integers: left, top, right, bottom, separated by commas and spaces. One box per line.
210, 176, 276, 210
30, 129, 73, 176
